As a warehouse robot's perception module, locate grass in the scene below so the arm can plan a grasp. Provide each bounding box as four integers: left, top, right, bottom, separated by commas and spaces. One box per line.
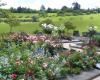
0, 22, 40, 34
0, 13, 100, 34
12, 13, 38, 18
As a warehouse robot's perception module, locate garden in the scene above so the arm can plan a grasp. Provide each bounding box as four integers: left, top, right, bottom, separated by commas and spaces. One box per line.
0, 1, 100, 80
0, 23, 100, 80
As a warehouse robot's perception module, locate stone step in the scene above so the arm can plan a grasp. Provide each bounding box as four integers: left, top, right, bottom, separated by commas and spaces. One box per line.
62, 69, 100, 80
92, 76, 100, 80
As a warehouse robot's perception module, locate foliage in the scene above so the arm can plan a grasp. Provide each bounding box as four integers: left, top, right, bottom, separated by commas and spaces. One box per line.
93, 35, 100, 46
93, 35, 100, 42
0, 1, 6, 7
64, 21, 76, 32
39, 11, 47, 17
10, 7, 38, 13
47, 7, 53, 13
0, 33, 100, 79
72, 2, 81, 10
0, 9, 20, 32
40, 18, 53, 26
32, 16, 39, 22
5, 18, 20, 32
40, 5, 46, 11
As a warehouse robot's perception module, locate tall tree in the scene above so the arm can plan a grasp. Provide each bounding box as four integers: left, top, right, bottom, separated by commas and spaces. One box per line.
47, 7, 52, 13
39, 5, 47, 17
61, 6, 68, 12
40, 5, 46, 11
0, 1, 6, 7
72, 2, 81, 10
17, 6, 22, 13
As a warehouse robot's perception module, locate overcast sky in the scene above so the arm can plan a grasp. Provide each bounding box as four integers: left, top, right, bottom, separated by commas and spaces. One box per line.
1, 0, 100, 9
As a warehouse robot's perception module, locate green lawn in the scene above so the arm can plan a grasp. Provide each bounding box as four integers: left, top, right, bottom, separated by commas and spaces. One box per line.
0, 13, 100, 34
0, 22, 40, 34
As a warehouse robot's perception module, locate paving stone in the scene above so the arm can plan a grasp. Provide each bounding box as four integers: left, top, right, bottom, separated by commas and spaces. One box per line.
92, 76, 100, 80
62, 69, 100, 80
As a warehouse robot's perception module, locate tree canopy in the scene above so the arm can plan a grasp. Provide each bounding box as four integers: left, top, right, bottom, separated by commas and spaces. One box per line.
72, 2, 81, 10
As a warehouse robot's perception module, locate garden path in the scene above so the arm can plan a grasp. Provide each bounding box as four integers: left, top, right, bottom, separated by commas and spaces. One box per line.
92, 76, 100, 80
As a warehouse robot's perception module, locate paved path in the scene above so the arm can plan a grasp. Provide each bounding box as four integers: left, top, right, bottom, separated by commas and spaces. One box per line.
92, 76, 100, 80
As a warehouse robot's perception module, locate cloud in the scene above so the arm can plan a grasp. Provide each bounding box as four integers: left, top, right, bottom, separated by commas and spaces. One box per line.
46, 0, 75, 8
30, 0, 42, 10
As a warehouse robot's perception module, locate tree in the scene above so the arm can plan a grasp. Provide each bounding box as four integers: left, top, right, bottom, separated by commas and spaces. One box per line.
47, 7, 52, 13
72, 2, 81, 10
0, 1, 7, 16
39, 5, 47, 17
40, 5, 46, 11
0, 2, 9, 22
61, 6, 68, 12
1, 10, 20, 32
39, 11, 47, 17
64, 21, 76, 32
10, 7, 17, 13
0, 1, 6, 7
17, 6, 22, 13
0, 1, 20, 32
57, 11, 64, 16
5, 17, 20, 32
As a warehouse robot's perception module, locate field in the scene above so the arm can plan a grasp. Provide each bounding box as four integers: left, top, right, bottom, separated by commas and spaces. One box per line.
0, 13, 100, 34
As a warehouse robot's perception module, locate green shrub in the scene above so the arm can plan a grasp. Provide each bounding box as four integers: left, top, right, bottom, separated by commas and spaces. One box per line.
32, 16, 39, 22
25, 16, 30, 18
18, 16, 23, 18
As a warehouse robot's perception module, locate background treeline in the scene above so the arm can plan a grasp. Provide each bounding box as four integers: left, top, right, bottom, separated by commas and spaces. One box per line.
9, 2, 100, 15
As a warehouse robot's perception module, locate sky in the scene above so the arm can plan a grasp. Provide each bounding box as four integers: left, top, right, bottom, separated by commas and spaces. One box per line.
1, 0, 100, 10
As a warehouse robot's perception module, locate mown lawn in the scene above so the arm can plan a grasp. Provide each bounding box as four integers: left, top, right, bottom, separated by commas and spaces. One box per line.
0, 13, 100, 34
0, 22, 40, 34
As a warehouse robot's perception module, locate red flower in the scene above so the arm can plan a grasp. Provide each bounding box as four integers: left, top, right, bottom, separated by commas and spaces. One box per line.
10, 74, 17, 80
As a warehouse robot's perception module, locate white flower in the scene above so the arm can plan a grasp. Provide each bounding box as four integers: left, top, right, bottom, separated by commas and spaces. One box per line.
43, 23, 47, 27
41, 24, 44, 26
54, 26, 58, 30
19, 79, 24, 80
94, 26, 97, 30
43, 63, 48, 68
89, 27, 93, 30
48, 24, 53, 29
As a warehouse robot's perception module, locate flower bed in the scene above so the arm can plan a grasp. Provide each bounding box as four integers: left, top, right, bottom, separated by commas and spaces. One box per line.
0, 32, 100, 80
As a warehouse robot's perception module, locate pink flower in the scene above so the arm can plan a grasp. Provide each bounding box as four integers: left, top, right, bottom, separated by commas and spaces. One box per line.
10, 74, 17, 80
